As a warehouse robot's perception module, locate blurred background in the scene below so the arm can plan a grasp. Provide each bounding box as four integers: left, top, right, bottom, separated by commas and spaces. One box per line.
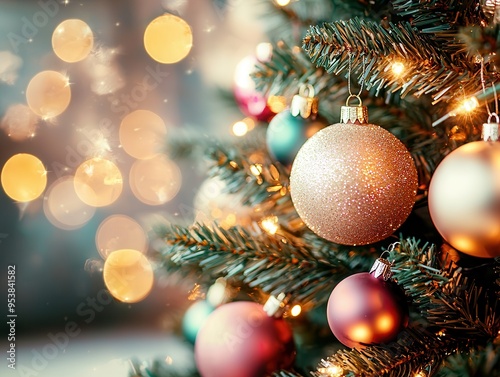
0, 0, 271, 375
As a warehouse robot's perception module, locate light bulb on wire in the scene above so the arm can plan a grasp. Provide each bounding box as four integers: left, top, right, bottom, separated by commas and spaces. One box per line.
391, 61, 405, 77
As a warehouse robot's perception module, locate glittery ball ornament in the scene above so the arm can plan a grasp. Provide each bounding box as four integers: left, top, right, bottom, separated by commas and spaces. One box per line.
428, 120, 500, 258
266, 84, 327, 166
195, 301, 295, 377
290, 98, 418, 245
327, 257, 408, 348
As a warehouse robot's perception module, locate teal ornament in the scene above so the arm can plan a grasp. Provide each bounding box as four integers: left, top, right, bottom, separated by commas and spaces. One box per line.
182, 300, 215, 344
266, 84, 327, 166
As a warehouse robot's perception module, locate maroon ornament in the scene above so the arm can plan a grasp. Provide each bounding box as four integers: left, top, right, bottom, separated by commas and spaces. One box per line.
233, 56, 275, 122
194, 301, 295, 377
326, 257, 408, 348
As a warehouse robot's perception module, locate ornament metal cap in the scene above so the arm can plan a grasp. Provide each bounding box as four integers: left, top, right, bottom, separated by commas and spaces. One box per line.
369, 257, 393, 281
340, 95, 368, 124
290, 84, 318, 119
482, 113, 500, 142
206, 278, 231, 307
263, 292, 288, 317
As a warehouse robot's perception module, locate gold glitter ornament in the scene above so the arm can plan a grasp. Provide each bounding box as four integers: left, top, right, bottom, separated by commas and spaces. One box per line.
290, 96, 418, 245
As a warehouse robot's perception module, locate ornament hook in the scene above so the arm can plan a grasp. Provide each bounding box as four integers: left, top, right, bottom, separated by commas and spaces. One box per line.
488, 112, 499, 124
298, 83, 315, 98
345, 94, 363, 107
291, 83, 318, 118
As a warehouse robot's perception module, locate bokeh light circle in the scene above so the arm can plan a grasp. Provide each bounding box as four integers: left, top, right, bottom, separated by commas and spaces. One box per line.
1, 104, 39, 141
129, 154, 181, 205
96, 215, 148, 260
43, 176, 96, 230
1, 153, 47, 202
144, 14, 193, 64
74, 157, 123, 207
103, 249, 154, 303
26, 71, 71, 118
52, 19, 94, 63
119, 110, 167, 159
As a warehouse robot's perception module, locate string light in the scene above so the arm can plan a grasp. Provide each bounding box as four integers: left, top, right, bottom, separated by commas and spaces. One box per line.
250, 164, 263, 176
433, 95, 480, 127
260, 215, 279, 235
458, 96, 479, 113
290, 304, 302, 317
232, 121, 249, 137
318, 363, 343, 377
414, 371, 427, 377
391, 61, 405, 77
267, 95, 287, 113
256, 42, 273, 62
275, 0, 291, 6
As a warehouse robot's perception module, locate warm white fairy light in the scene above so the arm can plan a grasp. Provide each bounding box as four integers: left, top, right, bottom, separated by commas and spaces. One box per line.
458, 96, 479, 113
256, 42, 273, 62
275, 0, 291, 6
391, 61, 405, 77
260, 215, 279, 235
290, 304, 302, 317
267, 95, 287, 113
318, 363, 343, 377
232, 121, 249, 136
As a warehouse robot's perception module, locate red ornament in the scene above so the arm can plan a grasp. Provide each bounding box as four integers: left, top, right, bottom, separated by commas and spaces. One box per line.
233, 56, 275, 122
326, 259, 408, 348
194, 301, 295, 377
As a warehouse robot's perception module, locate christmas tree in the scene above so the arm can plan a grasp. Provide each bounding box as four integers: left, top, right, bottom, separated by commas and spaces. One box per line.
129, 1, 500, 376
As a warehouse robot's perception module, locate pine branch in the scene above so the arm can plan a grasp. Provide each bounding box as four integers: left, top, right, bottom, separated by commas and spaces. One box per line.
392, 0, 488, 32
129, 358, 200, 377
260, 0, 392, 44
206, 141, 299, 220
154, 222, 375, 307
389, 239, 500, 341
437, 342, 500, 377
302, 18, 479, 104
314, 327, 459, 377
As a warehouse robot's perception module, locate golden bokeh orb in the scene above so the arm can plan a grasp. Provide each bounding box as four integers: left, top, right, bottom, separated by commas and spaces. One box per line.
144, 14, 193, 64
1, 153, 47, 202
129, 154, 181, 205
119, 110, 167, 159
52, 19, 94, 63
103, 249, 154, 303
26, 71, 71, 118
1, 104, 39, 141
96, 215, 148, 259
74, 157, 123, 207
43, 176, 96, 230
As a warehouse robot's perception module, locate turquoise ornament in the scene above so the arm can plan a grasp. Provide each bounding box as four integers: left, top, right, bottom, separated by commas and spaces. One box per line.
182, 300, 215, 344
266, 84, 327, 166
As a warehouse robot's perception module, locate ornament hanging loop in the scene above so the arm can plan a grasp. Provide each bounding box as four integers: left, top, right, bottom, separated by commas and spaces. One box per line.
345, 94, 363, 107
342, 55, 368, 124
482, 112, 500, 142
341, 94, 368, 124
299, 83, 315, 98
291, 83, 318, 118
488, 112, 499, 124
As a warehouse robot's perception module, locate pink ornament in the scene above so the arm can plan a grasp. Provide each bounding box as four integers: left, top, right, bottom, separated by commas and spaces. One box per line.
233, 56, 275, 122
327, 272, 408, 348
194, 301, 295, 377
